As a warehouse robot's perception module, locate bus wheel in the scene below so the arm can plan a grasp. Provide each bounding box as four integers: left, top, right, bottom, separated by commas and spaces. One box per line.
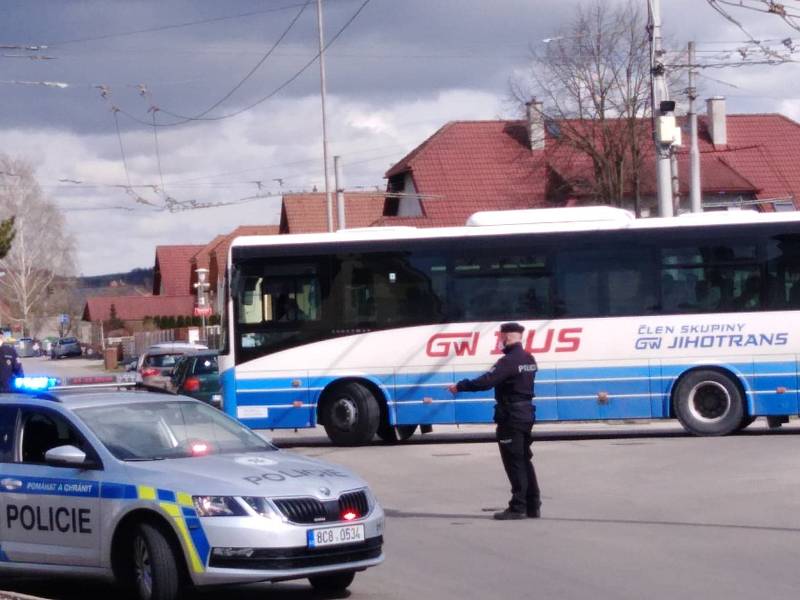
674, 370, 744, 436
321, 382, 380, 445
377, 424, 418, 443
737, 415, 757, 432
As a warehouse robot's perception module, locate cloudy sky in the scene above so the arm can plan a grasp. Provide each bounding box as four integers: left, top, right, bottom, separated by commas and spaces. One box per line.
2, 0, 800, 275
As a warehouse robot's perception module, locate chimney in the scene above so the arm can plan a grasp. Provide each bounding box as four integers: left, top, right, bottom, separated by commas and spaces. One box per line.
526, 99, 545, 151
706, 96, 727, 146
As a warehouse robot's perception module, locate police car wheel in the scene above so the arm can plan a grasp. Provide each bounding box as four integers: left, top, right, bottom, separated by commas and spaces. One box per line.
674, 370, 744, 436
321, 382, 380, 446
308, 570, 356, 593
129, 523, 180, 600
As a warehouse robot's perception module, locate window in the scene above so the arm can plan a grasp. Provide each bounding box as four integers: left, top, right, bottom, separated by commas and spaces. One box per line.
331, 252, 446, 327
236, 266, 321, 324
19, 410, 93, 465
450, 250, 552, 321
661, 240, 761, 313
0, 406, 17, 462
554, 245, 656, 318
766, 234, 800, 308
193, 355, 218, 375
76, 401, 273, 461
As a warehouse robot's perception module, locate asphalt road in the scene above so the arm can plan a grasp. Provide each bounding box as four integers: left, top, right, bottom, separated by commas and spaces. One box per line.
7, 356, 800, 599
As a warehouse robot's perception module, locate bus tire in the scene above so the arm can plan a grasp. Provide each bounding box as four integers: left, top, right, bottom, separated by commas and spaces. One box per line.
377, 424, 418, 443
673, 370, 744, 436
737, 415, 757, 431
321, 382, 380, 445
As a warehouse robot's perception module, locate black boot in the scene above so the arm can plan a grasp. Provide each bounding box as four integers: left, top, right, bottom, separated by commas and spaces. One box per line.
527, 500, 541, 518
493, 509, 526, 520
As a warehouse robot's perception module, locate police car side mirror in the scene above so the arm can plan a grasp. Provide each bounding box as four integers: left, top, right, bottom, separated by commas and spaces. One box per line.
44, 445, 88, 467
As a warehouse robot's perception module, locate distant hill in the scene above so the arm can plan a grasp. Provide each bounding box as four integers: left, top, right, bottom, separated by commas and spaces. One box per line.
79, 267, 154, 290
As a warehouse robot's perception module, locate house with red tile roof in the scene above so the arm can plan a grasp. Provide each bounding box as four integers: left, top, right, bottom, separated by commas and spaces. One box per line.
81, 295, 197, 338
279, 192, 387, 233
380, 97, 799, 226
152, 244, 204, 296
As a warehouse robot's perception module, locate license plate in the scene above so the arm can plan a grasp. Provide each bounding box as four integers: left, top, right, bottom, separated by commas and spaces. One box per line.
307, 524, 365, 548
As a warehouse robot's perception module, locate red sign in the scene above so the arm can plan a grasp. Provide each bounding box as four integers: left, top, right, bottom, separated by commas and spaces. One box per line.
193, 306, 213, 317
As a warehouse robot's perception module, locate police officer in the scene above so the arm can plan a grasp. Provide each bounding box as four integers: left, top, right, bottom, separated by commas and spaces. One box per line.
0, 330, 24, 392
448, 322, 540, 520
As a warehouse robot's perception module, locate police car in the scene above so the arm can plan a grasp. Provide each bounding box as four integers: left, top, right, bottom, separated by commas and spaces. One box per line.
0, 378, 384, 600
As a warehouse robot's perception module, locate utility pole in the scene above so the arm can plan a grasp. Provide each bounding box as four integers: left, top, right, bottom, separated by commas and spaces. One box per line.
648, 0, 674, 217
316, 0, 334, 232
688, 41, 702, 213
334, 155, 346, 230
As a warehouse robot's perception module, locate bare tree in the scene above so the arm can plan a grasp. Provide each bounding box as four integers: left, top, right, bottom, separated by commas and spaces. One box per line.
510, 1, 657, 215
0, 155, 75, 337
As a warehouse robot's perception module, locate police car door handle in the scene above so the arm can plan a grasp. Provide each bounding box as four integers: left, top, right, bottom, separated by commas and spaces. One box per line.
1, 478, 22, 491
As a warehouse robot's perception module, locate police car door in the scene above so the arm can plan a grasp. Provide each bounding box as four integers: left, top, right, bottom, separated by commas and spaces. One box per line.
0, 406, 102, 566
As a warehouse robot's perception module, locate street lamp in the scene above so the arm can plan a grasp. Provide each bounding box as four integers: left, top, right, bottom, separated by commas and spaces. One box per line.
193, 268, 212, 334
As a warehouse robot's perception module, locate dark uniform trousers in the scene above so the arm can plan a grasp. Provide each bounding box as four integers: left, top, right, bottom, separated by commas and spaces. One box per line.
497, 420, 540, 513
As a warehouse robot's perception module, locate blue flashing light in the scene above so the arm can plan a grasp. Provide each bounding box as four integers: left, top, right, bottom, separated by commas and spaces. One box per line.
12, 376, 60, 392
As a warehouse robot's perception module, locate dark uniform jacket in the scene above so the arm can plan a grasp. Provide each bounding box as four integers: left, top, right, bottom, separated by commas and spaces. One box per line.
0, 343, 23, 392
455, 342, 537, 425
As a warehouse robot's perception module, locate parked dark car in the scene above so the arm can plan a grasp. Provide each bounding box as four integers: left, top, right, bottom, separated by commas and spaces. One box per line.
51, 336, 82, 359
136, 342, 208, 389
170, 350, 221, 407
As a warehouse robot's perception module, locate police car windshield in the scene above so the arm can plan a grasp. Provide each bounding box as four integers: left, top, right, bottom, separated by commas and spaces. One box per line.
75, 401, 275, 460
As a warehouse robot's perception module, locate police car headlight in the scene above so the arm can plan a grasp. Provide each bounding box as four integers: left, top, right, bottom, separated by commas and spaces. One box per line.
241, 497, 282, 521
192, 496, 247, 517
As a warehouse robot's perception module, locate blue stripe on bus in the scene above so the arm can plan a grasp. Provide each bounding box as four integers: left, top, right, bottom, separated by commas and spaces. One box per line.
232, 359, 798, 426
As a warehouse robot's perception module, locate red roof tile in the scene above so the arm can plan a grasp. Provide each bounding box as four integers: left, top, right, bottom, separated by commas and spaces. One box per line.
385, 113, 800, 221
191, 234, 226, 271
82, 295, 195, 321
153, 245, 204, 296
385, 121, 550, 225
280, 192, 387, 233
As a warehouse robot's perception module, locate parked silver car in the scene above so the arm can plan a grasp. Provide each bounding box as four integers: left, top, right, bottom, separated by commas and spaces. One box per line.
51, 336, 82, 359
0, 385, 385, 600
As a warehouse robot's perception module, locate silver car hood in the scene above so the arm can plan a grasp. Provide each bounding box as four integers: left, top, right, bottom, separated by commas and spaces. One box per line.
122, 450, 367, 498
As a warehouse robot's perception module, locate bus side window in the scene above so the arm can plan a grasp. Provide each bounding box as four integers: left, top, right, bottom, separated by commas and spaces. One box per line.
766, 234, 800, 309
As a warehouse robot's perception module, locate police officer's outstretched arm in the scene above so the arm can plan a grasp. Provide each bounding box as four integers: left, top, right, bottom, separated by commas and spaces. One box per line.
454, 355, 515, 392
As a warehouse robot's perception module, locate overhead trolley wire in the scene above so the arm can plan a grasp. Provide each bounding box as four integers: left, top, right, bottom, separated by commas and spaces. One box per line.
116, 0, 371, 127
43, 2, 318, 47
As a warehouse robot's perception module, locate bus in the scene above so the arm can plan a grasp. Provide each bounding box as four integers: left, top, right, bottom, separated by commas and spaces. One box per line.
218, 207, 800, 445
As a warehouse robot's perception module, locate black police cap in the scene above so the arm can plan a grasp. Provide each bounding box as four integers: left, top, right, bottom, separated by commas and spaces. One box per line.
499, 322, 524, 333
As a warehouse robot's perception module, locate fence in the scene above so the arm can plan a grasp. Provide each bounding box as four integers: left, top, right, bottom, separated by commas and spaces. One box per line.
108, 326, 222, 359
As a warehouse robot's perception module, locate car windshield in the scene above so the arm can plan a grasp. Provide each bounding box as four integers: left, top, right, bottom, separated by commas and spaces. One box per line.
145, 353, 183, 368
75, 401, 275, 460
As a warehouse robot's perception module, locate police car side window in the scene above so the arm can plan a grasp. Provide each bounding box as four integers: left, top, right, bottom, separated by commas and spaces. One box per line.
18, 410, 93, 466
0, 406, 18, 463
